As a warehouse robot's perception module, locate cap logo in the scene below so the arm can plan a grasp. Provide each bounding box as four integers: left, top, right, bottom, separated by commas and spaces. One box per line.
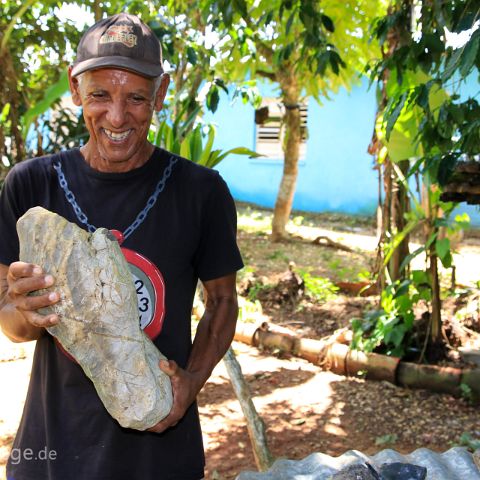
99, 25, 137, 48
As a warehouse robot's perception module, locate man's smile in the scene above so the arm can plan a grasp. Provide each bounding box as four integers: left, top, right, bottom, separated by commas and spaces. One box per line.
102, 128, 133, 141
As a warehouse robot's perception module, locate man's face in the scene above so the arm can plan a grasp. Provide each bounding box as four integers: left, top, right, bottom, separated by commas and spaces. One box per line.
69, 68, 168, 170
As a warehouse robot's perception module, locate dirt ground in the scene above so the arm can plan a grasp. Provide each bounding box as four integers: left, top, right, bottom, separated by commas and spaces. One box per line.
2, 206, 480, 479
2, 338, 478, 480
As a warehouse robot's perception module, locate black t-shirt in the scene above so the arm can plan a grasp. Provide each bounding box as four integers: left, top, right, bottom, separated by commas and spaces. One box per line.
0, 147, 243, 480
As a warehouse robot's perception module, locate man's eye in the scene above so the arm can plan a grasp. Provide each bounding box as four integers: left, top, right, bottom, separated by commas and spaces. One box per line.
91, 92, 106, 99
131, 96, 146, 103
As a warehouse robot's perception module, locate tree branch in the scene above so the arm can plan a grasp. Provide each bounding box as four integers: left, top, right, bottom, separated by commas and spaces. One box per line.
256, 69, 276, 81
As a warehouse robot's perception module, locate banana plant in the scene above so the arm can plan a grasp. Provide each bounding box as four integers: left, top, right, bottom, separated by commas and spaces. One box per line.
151, 119, 261, 168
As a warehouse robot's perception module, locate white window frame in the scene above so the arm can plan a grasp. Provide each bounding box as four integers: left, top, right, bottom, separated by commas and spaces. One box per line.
254, 98, 308, 161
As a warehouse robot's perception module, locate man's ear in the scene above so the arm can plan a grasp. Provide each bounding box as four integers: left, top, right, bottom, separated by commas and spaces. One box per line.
68, 66, 82, 106
154, 73, 170, 112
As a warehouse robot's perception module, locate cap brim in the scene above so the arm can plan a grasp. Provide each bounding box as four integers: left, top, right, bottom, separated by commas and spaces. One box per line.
71, 56, 163, 78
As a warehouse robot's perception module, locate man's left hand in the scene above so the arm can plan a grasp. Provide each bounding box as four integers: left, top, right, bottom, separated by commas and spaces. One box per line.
146, 359, 202, 434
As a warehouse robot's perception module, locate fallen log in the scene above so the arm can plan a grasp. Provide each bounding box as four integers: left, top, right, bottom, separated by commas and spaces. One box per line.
234, 321, 480, 400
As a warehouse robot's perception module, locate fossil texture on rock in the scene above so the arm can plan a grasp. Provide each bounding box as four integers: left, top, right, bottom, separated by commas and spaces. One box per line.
17, 206, 173, 430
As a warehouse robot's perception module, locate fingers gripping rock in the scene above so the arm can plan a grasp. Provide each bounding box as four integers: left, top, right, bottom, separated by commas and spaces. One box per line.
17, 207, 173, 430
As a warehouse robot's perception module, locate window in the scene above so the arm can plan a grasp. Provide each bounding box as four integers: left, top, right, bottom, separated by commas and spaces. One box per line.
254, 98, 308, 160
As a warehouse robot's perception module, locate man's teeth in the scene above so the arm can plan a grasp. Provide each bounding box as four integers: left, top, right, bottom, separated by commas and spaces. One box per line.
104, 129, 131, 140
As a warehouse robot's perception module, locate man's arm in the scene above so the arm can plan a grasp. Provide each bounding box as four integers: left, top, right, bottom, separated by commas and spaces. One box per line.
0, 262, 60, 343
148, 272, 238, 433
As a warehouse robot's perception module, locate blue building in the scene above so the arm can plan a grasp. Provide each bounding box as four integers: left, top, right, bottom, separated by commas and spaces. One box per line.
207, 78, 480, 225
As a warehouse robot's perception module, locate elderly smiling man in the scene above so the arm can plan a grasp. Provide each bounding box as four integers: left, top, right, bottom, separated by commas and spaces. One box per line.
0, 13, 243, 480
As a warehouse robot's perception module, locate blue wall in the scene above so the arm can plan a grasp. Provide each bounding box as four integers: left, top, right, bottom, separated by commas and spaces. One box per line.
206, 76, 480, 225
208, 79, 379, 216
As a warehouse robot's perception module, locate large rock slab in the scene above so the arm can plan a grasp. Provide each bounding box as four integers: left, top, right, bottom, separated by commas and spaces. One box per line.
236, 447, 480, 480
17, 206, 173, 430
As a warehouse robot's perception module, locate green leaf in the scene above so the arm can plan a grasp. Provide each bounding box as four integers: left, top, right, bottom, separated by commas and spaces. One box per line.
0, 103, 10, 123
460, 34, 479, 78
199, 125, 216, 165
412, 270, 431, 287
189, 126, 203, 163
286, 10, 296, 36
211, 146, 262, 168
386, 92, 408, 141
416, 83, 430, 111
441, 251, 453, 268
389, 325, 406, 348
186, 46, 198, 65
399, 245, 425, 273
206, 86, 220, 113
214, 78, 229, 95
436, 237, 450, 263
179, 105, 202, 139
22, 71, 69, 138
264, 10, 274, 25
180, 136, 191, 159
394, 280, 411, 299
442, 47, 463, 82
321, 14, 335, 33
232, 0, 248, 18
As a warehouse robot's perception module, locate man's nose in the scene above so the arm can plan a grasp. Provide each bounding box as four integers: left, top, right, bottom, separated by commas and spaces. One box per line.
106, 99, 127, 128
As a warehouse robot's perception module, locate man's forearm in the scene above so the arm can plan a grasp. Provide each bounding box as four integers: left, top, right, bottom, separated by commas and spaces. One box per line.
186, 290, 238, 390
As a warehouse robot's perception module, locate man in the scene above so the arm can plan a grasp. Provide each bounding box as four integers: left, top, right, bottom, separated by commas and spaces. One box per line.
0, 13, 243, 480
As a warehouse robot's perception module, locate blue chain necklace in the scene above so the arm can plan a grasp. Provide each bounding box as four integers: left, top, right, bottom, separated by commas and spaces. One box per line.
53, 154, 178, 240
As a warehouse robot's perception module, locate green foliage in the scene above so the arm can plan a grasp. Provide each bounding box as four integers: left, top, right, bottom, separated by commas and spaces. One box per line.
38, 103, 88, 154
327, 258, 353, 281
299, 270, 338, 303
371, 1, 480, 182
460, 383, 474, 404
211, 0, 386, 101
375, 433, 398, 446
455, 432, 480, 452
151, 120, 260, 168
247, 280, 273, 303
351, 272, 431, 357
0, 0, 83, 170
22, 72, 70, 137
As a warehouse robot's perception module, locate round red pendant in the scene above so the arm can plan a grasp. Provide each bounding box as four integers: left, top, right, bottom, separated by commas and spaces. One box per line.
110, 229, 165, 339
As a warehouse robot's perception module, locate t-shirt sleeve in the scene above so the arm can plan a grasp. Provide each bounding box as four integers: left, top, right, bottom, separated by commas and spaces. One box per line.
0, 168, 24, 265
193, 173, 244, 281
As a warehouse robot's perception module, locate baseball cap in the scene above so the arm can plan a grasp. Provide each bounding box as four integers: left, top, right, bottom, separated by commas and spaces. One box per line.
71, 13, 164, 78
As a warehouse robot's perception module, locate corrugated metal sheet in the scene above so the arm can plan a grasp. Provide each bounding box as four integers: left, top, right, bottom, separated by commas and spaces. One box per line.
236, 447, 480, 480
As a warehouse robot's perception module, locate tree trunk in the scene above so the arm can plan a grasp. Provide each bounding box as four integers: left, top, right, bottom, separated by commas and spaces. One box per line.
223, 347, 274, 471
1, 48, 25, 165
93, 0, 102, 21
429, 247, 442, 343
271, 72, 301, 242
369, 2, 411, 285
422, 183, 442, 344
389, 159, 410, 281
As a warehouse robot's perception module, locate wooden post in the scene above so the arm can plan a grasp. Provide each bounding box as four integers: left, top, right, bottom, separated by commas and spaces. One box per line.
223, 347, 274, 471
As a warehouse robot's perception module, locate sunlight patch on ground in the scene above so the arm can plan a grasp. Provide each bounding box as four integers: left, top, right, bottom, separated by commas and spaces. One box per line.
199, 342, 342, 452
238, 205, 480, 287
0, 335, 35, 480
238, 210, 272, 234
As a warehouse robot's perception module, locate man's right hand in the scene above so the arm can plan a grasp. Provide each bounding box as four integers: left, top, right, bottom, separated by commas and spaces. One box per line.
0, 262, 60, 341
